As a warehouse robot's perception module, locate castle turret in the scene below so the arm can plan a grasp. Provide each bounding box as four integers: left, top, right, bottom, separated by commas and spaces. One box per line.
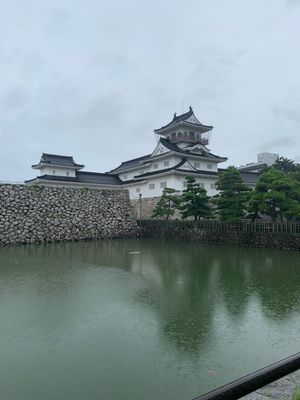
154, 106, 213, 147
32, 153, 84, 178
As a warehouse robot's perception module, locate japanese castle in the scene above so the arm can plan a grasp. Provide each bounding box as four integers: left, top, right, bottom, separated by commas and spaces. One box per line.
26, 107, 258, 198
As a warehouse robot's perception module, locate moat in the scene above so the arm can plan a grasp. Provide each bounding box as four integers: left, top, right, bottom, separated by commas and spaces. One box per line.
0, 239, 299, 400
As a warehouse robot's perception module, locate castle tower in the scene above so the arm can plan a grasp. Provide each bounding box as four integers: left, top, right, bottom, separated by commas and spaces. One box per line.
154, 106, 213, 148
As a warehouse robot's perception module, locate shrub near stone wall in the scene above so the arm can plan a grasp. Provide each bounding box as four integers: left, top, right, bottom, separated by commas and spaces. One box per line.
0, 184, 138, 245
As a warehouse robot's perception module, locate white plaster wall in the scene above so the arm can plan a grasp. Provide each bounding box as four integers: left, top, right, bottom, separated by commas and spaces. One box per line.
119, 155, 219, 185
126, 173, 219, 199
127, 175, 176, 199
40, 166, 76, 177
120, 167, 150, 181
173, 175, 218, 196
150, 155, 182, 171
257, 152, 279, 166
120, 155, 182, 181
184, 157, 218, 172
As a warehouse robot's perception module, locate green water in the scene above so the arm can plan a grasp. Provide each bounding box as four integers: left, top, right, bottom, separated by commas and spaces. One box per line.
0, 239, 299, 400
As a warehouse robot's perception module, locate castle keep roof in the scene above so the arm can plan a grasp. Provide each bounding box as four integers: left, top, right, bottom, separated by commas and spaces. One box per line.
154, 106, 213, 135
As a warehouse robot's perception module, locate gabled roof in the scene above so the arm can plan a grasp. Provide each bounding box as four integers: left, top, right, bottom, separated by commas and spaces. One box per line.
160, 138, 226, 161
108, 154, 151, 174
159, 138, 181, 152
109, 138, 226, 174
137, 159, 187, 177
154, 106, 213, 134
132, 159, 218, 179
32, 153, 84, 169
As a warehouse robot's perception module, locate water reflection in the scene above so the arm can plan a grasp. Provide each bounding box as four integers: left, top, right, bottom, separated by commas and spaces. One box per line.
130, 240, 300, 353
1, 240, 300, 337
0, 239, 300, 400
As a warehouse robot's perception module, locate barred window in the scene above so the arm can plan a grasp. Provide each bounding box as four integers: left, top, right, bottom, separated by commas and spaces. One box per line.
149, 183, 155, 190
160, 182, 167, 188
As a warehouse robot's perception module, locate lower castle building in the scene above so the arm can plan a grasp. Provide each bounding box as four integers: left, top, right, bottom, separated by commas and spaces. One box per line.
26, 107, 259, 199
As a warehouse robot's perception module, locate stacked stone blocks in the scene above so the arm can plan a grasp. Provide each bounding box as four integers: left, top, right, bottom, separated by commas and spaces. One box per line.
0, 184, 137, 245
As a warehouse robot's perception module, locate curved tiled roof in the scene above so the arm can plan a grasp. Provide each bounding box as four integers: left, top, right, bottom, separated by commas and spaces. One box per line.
32, 153, 84, 169
154, 107, 213, 133
160, 138, 226, 160
108, 154, 151, 173
109, 138, 226, 174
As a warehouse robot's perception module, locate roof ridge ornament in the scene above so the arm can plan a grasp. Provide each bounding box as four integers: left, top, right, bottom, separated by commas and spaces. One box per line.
189, 106, 193, 112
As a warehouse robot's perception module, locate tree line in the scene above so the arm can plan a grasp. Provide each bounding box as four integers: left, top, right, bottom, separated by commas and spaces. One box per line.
151, 157, 300, 222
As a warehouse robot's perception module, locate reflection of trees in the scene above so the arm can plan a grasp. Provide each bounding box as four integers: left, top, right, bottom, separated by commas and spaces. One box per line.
215, 246, 254, 320
134, 240, 218, 354
1, 239, 300, 352
250, 250, 300, 321
213, 248, 300, 320
132, 240, 300, 354
211, 246, 300, 322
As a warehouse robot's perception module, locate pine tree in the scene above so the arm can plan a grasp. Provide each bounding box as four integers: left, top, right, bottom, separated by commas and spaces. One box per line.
151, 187, 180, 221
273, 156, 299, 174
249, 167, 300, 221
215, 166, 250, 221
180, 176, 212, 220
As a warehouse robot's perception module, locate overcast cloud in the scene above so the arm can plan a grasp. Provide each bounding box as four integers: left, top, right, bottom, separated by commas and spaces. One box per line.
1, 0, 300, 181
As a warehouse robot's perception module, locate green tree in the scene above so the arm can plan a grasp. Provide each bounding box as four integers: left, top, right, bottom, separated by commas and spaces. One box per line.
151, 187, 180, 221
249, 167, 300, 221
214, 166, 251, 221
180, 176, 212, 220
273, 156, 299, 174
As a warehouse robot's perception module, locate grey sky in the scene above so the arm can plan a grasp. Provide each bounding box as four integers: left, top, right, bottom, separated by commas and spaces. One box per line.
1, 0, 300, 181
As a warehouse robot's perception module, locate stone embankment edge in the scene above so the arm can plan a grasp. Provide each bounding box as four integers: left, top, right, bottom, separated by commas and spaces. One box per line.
139, 223, 300, 250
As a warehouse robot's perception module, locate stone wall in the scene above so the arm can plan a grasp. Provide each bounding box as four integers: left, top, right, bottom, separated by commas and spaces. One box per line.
131, 197, 160, 220
139, 221, 300, 250
0, 184, 138, 245
131, 197, 182, 220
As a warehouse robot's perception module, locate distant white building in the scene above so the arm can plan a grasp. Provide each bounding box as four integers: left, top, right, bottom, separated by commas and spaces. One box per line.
257, 152, 279, 166
238, 152, 279, 173
26, 107, 260, 197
